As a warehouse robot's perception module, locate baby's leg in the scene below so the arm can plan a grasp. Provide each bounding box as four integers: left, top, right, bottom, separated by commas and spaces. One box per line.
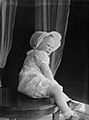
47, 84, 71, 113
47, 84, 74, 119
52, 80, 71, 102
62, 92, 71, 102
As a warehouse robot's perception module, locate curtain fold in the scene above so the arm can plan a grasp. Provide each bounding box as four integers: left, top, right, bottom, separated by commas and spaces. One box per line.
0, 0, 18, 86
35, 0, 71, 76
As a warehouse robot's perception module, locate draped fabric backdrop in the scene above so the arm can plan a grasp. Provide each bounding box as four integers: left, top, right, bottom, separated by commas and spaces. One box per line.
0, 0, 18, 86
35, 0, 71, 76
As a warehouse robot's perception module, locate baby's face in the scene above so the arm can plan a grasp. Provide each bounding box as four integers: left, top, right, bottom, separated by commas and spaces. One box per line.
37, 35, 54, 55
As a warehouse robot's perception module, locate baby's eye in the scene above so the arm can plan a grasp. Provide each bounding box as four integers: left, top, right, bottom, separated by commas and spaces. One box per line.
47, 44, 51, 47
47, 44, 53, 49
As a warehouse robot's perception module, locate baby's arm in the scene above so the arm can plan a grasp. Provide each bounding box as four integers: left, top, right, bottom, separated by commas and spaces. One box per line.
40, 63, 54, 80
34, 51, 54, 80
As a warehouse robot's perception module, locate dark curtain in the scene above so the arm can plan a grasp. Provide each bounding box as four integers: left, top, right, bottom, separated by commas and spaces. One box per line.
55, 0, 88, 103
0, 0, 18, 86
1, 0, 35, 88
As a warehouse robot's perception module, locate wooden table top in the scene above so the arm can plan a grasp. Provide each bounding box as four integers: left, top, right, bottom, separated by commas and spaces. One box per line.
0, 88, 56, 118
0, 88, 89, 120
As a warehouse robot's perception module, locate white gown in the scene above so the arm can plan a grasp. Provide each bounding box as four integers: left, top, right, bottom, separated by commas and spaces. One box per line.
18, 49, 62, 98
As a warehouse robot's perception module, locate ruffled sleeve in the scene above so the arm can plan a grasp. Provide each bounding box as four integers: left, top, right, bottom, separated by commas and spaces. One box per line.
34, 50, 50, 67
23, 50, 34, 66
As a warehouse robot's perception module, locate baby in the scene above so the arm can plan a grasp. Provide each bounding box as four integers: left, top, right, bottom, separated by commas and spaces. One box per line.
18, 31, 80, 120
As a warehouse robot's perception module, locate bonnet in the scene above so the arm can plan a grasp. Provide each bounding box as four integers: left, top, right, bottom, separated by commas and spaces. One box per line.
30, 31, 62, 51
